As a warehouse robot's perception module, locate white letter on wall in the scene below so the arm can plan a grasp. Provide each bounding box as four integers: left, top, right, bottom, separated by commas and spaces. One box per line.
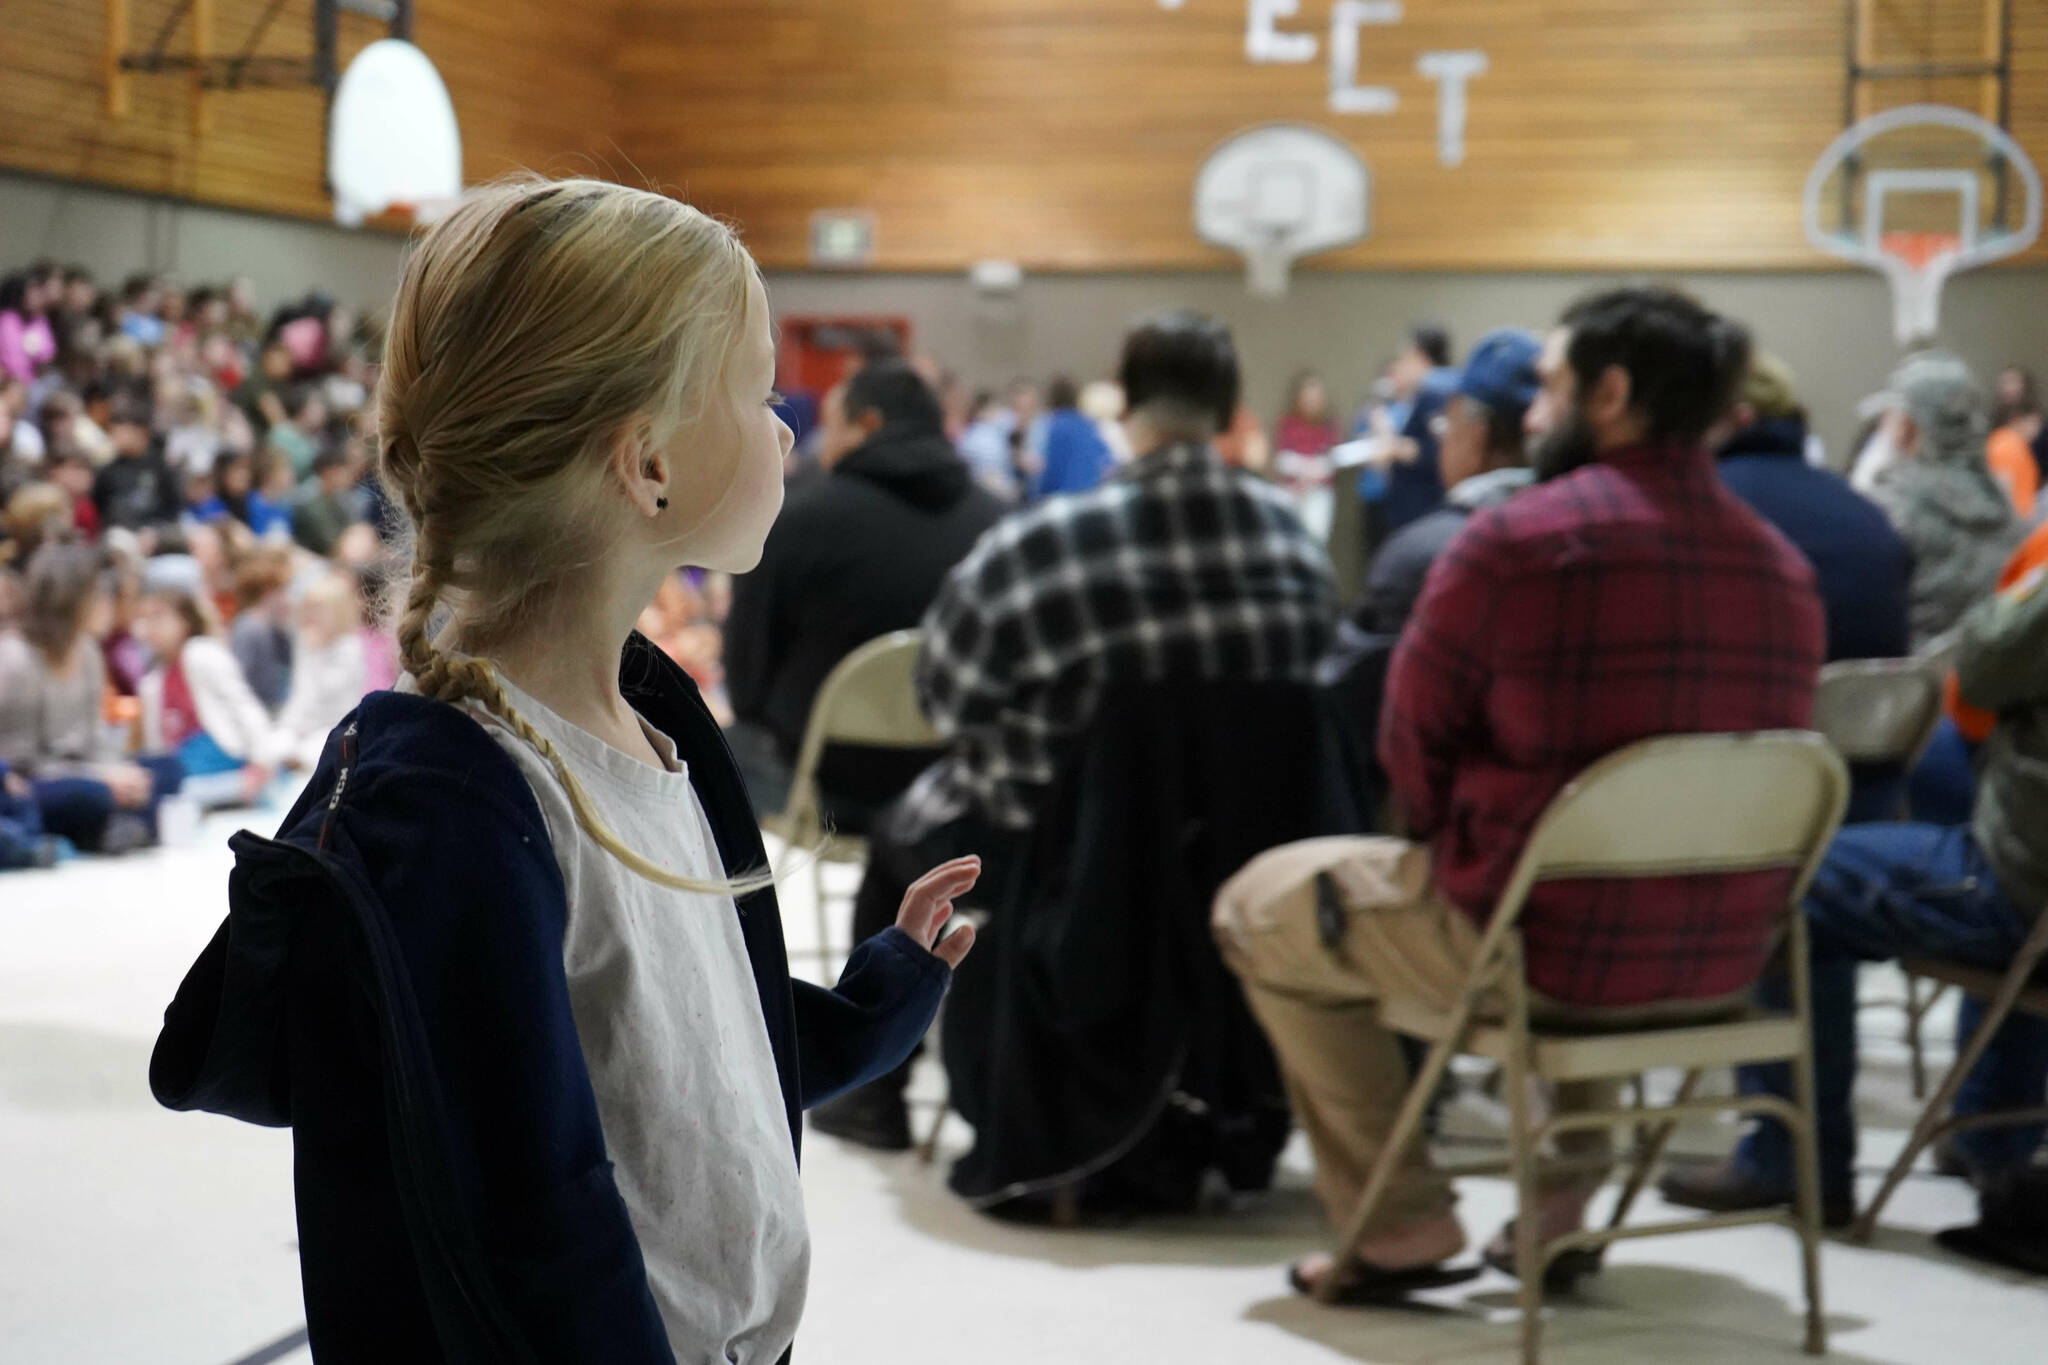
1329, 1, 1403, 115
1247, 0, 1317, 63
1418, 50, 1488, 166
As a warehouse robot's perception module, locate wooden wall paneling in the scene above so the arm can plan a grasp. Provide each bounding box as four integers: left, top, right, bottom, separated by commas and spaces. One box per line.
615, 0, 2048, 272
8, 1, 2044, 273
1, 0, 623, 228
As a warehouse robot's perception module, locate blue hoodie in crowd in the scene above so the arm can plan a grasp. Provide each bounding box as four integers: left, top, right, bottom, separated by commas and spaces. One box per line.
149, 636, 951, 1363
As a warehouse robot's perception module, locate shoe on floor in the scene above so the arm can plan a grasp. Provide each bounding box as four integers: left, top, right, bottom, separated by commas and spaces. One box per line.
1658, 1160, 1853, 1230
97, 813, 154, 856
809, 1083, 912, 1152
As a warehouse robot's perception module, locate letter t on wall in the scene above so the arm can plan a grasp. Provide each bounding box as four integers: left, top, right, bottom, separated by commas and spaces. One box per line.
1329, 1, 1403, 115
1418, 50, 1488, 166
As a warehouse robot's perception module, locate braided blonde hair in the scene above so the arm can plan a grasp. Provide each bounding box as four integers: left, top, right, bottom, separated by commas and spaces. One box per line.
376, 175, 772, 896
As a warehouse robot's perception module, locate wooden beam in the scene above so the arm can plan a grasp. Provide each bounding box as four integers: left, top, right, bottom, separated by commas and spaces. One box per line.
104, 0, 129, 117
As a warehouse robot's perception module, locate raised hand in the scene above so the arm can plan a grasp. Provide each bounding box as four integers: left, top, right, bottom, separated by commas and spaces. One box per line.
895, 855, 980, 970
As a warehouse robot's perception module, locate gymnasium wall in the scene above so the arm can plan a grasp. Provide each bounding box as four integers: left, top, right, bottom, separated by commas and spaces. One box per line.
759, 264, 2048, 466
8, 167, 2045, 464
0, 0, 620, 224
0, 169, 405, 308
618, 0, 2048, 271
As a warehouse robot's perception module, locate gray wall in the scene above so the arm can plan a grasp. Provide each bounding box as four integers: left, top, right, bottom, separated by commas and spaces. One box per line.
8, 170, 2045, 462
0, 170, 406, 314
762, 266, 2048, 466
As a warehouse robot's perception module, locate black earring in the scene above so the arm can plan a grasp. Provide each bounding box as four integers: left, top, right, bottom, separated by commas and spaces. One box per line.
655, 497, 669, 511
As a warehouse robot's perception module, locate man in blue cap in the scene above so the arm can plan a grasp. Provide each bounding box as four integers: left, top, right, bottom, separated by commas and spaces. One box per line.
1319, 327, 1542, 806
1349, 327, 1543, 639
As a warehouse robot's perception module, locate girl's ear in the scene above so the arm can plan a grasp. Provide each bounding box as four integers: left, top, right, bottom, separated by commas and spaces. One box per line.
608, 416, 668, 517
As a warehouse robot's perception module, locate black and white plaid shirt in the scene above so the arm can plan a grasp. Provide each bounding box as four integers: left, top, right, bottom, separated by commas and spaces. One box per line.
903, 441, 1338, 836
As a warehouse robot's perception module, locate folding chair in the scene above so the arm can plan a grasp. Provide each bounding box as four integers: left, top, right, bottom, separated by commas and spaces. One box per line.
1811, 658, 1947, 1097
759, 631, 940, 965
1853, 908, 2048, 1241
1322, 732, 1848, 1364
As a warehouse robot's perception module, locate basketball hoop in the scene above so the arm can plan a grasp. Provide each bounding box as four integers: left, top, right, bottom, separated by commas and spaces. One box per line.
1879, 231, 1963, 270
1803, 104, 2042, 346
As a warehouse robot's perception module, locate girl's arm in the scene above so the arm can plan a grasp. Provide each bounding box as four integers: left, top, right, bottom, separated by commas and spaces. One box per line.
792, 857, 977, 1107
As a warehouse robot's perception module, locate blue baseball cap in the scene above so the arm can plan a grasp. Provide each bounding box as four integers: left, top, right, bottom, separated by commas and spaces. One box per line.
1454, 327, 1543, 421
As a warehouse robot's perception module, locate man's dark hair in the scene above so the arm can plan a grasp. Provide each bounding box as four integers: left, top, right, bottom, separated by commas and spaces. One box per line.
1117, 310, 1239, 435
1046, 376, 1080, 410
1560, 286, 1752, 445
0, 273, 28, 314
842, 358, 944, 434
1410, 323, 1452, 368
63, 266, 93, 288
1468, 398, 1528, 464
121, 273, 157, 304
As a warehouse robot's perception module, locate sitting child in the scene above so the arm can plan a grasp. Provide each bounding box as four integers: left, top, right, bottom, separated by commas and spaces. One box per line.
134, 585, 276, 808
226, 545, 295, 712
272, 572, 371, 772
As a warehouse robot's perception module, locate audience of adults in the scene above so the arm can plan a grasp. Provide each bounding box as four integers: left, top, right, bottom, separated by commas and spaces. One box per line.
724, 359, 1004, 828
1861, 353, 2024, 649
812, 311, 1338, 1151
1664, 543, 2048, 1221
1216, 286, 1825, 1304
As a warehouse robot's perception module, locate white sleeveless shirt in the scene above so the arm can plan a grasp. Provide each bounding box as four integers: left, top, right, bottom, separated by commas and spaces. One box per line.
419, 673, 809, 1363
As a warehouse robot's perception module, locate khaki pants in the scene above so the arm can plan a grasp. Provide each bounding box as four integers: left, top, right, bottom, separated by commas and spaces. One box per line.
1213, 836, 1622, 1242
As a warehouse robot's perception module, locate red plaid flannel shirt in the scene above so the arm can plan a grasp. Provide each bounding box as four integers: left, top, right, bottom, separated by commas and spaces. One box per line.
1380, 443, 1825, 1006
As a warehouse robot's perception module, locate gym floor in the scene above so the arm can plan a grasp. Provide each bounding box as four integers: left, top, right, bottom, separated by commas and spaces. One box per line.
2, 808, 2033, 1365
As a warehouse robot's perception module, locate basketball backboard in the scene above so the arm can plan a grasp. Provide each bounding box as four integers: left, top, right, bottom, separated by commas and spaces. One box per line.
1803, 104, 2040, 345
328, 39, 462, 228
1194, 123, 1369, 296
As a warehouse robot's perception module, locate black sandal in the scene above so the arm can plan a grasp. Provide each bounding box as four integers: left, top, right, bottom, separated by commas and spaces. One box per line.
1289, 1255, 1482, 1306
1483, 1220, 1604, 1294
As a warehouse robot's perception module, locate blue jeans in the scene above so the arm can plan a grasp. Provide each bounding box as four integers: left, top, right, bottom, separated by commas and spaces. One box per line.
1735, 823, 2048, 1195
0, 764, 45, 869
1907, 717, 1977, 826
30, 757, 184, 850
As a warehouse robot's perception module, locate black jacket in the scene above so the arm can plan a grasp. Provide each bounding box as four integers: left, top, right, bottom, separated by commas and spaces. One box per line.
725, 427, 1002, 796
92, 445, 183, 532
149, 637, 950, 1362
942, 680, 1364, 1209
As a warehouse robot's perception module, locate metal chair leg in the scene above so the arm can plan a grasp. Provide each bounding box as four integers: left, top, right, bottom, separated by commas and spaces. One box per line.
1503, 1008, 1544, 1365
918, 1095, 949, 1166
1787, 938, 1828, 1355
1607, 1068, 1702, 1230
1856, 972, 2033, 1241
811, 855, 833, 973
1904, 975, 1929, 1101
1322, 1027, 1467, 1277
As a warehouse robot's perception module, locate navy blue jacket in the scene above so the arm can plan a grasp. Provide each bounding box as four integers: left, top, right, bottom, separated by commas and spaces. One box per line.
148, 637, 950, 1363
1717, 420, 1913, 664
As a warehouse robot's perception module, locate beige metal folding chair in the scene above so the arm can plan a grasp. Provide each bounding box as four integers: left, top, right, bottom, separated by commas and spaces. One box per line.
759, 631, 941, 965
1853, 909, 2048, 1241
1811, 658, 1949, 1097
1322, 732, 1848, 1364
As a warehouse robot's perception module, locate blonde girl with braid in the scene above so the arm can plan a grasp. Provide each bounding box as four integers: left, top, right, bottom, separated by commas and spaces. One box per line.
149, 177, 979, 1365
